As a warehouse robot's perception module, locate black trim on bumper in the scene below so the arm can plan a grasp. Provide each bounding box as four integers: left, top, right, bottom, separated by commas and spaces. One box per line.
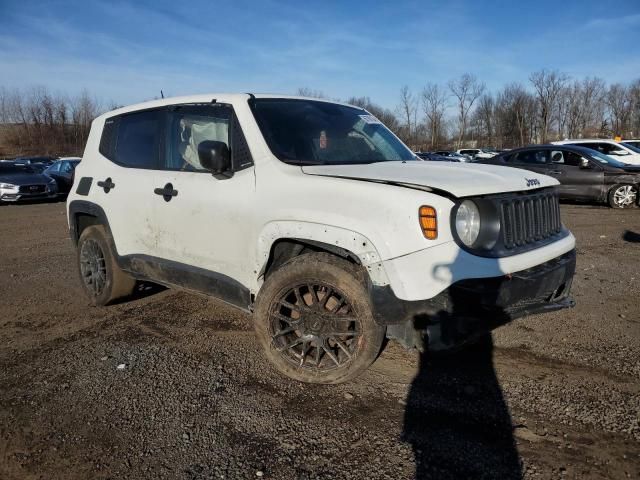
372, 249, 576, 351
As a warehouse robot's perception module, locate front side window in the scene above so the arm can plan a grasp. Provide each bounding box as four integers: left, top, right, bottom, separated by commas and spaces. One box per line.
165, 105, 231, 171
250, 99, 414, 165
60, 161, 73, 174
551, 150, 582, 167
46, 162, 61, 173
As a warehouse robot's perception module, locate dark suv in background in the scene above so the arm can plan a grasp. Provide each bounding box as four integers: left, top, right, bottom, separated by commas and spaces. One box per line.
475, 145, 640, 208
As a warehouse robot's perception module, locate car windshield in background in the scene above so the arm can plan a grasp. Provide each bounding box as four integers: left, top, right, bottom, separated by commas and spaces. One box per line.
0, 163, 36, 174
250, 99, 416, 165
621, 142, 640, 153
586, 149, 628, 167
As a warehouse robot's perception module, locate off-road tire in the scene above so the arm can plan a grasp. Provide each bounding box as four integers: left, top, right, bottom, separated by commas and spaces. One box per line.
608, 184, 638, 209
76, 225, 136, 306
253, 253, 385, 384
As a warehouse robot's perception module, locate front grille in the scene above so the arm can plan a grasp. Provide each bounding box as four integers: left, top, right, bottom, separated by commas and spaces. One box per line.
19, 184, 46, 193
500, 190, 562, 249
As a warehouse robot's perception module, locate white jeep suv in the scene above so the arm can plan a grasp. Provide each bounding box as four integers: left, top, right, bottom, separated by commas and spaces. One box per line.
67, 94, 576, 383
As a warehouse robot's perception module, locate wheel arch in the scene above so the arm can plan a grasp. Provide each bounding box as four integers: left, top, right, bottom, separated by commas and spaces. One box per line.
255, 221, 391, 290
68, 200, 115, 247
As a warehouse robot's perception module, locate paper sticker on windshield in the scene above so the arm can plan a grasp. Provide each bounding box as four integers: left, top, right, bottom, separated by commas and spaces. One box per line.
359, 114, 382, 125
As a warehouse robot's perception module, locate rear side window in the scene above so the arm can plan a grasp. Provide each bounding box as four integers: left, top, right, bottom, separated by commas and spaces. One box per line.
512, 150, 549, 164
99, 119, 117, 160
116, 111, 161, 168
99, 110, 161, 168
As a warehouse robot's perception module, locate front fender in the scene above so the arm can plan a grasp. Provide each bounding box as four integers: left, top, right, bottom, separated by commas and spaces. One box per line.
255, 221, 392, 288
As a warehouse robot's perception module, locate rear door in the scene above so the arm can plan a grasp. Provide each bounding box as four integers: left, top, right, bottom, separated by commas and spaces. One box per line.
507, 148, 551, 175
549, 149, 604, 200
95, 109, 163, 257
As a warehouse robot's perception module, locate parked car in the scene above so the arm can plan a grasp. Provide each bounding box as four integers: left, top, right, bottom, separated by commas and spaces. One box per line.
13, 156, 57, 171
0, 162, 58, 203
44, 158, 81, 195
434, 151, 468, 161
475, 144, 640, 208
456, 148, 497, 160
551, 139, 640, 165
67, 94, 576, 383
415, 152, 460, 162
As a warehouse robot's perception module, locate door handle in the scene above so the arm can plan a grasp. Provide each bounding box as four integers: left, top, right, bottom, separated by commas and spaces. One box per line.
97, 177, 115, 193
154, 182, 178, 202
548, 170, 562, 175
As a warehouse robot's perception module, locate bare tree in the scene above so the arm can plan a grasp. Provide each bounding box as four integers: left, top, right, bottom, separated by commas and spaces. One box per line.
296, 87, 328, 99
474, 93, 495, 146
421, 83, 447, 149
448, 74, 485, 148
606, 83, 632, 137
629, 79, 640, 138
529, 69, 569, 143
397, 85, 418, 147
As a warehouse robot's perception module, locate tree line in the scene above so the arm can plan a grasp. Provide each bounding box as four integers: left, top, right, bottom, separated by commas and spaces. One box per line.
303, 70, 640, 151
0, 87, 105, 157
1, 70, 638, 158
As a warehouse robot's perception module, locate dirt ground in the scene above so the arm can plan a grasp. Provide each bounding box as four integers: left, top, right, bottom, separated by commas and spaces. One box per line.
0, 201, 638, 480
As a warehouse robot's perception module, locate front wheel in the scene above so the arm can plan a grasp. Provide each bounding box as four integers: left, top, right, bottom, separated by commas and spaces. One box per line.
608, 184, 638, 208
253, 253, 385, 384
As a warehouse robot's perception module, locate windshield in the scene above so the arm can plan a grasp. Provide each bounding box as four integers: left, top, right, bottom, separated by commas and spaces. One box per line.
621, 142, 640, 153
0, 163, 36, 174
250, 99, 415, 165
585, 149, 628, 167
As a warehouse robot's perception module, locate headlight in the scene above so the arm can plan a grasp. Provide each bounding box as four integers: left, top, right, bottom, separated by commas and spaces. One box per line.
48, 178, 56, 184
455, 200, 481, 246
0, 183, 17, 189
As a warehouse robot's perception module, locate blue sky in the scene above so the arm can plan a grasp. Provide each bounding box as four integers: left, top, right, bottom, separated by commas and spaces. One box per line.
0, 0, 638, 109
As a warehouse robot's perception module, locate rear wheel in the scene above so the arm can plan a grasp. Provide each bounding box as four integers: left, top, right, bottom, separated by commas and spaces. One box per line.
608, 184, 637, 208
253, 253, 385, 384
77, 225, 136, 306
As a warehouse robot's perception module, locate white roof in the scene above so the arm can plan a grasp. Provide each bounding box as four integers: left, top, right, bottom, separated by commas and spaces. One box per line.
552, 139, 617, 144
97, 93, 360, 121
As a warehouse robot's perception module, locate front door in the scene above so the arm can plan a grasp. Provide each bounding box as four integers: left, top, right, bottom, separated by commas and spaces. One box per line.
147, 104, 257, 303
549, 150, 604, 200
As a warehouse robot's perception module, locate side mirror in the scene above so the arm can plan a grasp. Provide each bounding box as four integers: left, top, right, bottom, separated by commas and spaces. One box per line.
614, 150, 629, 156
580, 158, 591, 169
198, 140, 230, 174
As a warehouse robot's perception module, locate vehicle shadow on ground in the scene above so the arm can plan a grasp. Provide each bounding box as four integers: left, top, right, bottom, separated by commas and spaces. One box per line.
401, 252, 522, 479
109, 281, 167, 305
622, 230, 640, 243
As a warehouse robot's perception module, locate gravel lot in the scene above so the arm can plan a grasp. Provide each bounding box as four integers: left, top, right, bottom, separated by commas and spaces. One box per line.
0, 201, 638, 479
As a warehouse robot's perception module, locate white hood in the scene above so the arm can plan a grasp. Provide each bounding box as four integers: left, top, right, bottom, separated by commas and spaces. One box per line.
302, 161, 558, 197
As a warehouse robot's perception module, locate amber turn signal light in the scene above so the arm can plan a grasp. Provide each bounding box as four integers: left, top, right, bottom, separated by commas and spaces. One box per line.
419, 206, 438, 239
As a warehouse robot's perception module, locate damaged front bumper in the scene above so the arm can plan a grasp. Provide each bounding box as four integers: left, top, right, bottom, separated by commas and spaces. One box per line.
371, 249, 576, 351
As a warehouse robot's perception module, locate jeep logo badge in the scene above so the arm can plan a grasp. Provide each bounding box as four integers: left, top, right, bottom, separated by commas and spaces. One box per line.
526, 178, 540, 187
